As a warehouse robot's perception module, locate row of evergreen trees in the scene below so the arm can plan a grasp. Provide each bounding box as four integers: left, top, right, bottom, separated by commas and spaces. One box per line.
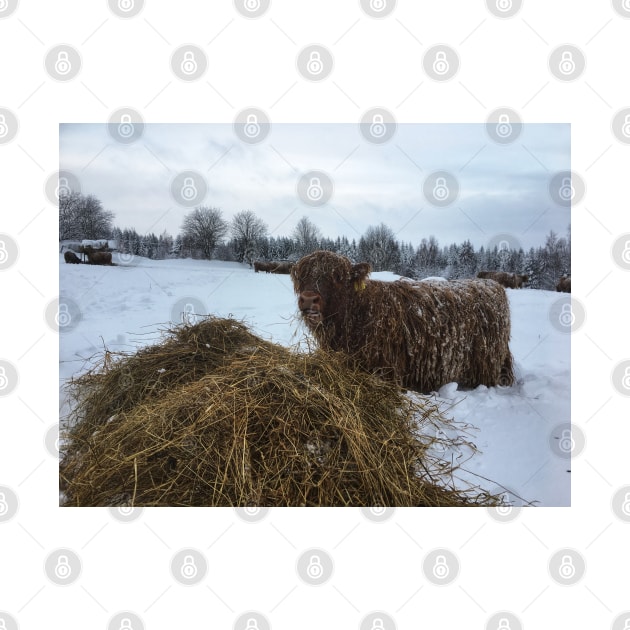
111, 225, 570, 290
60, 192, 570, 290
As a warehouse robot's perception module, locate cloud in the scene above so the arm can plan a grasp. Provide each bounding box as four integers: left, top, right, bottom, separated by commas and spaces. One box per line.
59, 122, 570, 248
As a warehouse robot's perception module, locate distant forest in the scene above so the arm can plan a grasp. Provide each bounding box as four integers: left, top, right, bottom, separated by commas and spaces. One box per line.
60, 192, 570, 290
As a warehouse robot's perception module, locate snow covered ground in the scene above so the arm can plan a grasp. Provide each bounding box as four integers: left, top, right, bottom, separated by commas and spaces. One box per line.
59, 253, 571, 506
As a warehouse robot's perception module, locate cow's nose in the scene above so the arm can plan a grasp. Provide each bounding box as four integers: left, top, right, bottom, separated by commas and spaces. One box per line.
298, 291, 321, 311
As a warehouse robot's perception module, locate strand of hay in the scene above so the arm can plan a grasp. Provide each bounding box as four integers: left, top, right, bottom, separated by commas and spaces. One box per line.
60, 317, 503, 507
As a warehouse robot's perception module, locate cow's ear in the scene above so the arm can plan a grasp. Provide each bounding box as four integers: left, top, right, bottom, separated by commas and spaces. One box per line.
351, 262, 371, 282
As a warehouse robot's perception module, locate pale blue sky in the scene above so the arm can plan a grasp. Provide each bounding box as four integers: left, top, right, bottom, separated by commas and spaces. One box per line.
59, 123, 570, 250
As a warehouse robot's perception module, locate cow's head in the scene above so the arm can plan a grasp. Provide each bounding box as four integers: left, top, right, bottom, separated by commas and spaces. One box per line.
291, 251, 371, 326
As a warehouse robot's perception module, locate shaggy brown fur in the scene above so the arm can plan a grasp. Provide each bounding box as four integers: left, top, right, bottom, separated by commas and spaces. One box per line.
64, 251, 82, 264
292, 251, 514, 393
556, 275, 571, 292
83, 246, 113, 265
253, 261, 268, 273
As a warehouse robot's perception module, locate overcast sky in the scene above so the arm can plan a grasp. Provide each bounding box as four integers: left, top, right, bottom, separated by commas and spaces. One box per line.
59, 122, 570, 250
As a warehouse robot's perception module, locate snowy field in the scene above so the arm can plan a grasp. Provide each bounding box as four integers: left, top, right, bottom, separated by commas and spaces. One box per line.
59, 253, 571, 507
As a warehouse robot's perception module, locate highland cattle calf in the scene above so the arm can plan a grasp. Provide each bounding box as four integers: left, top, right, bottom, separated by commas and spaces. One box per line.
64, 251, 82, 264
556, 275, 571, 293
292, 251, 514, 393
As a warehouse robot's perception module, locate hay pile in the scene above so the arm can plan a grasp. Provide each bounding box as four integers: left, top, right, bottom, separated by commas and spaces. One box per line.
60, 317, 501, 507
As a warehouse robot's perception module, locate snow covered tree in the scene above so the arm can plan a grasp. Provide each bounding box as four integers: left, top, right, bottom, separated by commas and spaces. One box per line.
181, 206, 228, 260
59, 192, 114, 240
230, 210, 268, 264
292, 216, 322, 256
358, 223, 400, 272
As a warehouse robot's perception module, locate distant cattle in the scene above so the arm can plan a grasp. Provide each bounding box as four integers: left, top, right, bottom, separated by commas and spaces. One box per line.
477, 271, 527, 289
556, 275, 571, 293
64, 251, 82, 264
514, 274, 528, 289
292, 251, 514, 393
83, 246, 113, 266
254, 261, 294, 274
268, 261, 294, 274
254, 261, 270, 273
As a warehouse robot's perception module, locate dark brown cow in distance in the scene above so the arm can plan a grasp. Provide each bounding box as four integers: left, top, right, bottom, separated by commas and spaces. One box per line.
514, 274, 528, 289
83, 246, 113, 265
556, 275, 571, 293
64, 251, 82, 264
477, 270, 527, 289
254, 261, 294, 274
292, 251, 514, 393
